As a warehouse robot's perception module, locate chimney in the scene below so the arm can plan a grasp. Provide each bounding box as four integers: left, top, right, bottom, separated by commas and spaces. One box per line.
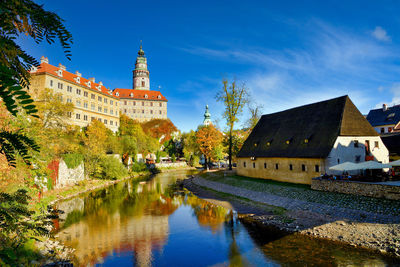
99, 81, 103, 86
89, 77, 95, 83
383, 104, 388, 111
40, 56, 49, 64
58, 63, 66, 71
75, 71, 81, 77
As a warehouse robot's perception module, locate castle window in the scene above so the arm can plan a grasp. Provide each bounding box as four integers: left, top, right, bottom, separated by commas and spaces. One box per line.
84, 91, 88, 97
98, 106, 102, 112
142, 102, 144, 106
243, 162, 246, 168
83, 115, 88, 121
142, 81, 145, 87
145, 94, 148, 99
84, 102, 88, 108
275, 163, 279, 170
116, 92, 119, 97
159, 103, 162, 107
142, 110, 144, 114
91, 103, 95, 110
110, 100, 113, 105
104, 98, 108, 104
110, 109, 113, 115
264, 163, 267, 169
133, 101, 136, 106
301, 164, 306, 171
76, 89, 81, 95
98, 96, 102, 102
50, 80, 53, 87
67, 112, 71, 118
75, 113, 80, 120
159, 110, 162, 114
110, 121, 113, 125
104, 119, 107, 125
124, 101, 127, 105
98, 118, 101, 122
150, 102, 153, 106
124, 109, 127, 113
158, 95, 161, 99
289, 164, 293, 171
130, 93, 134, 97
253, 162, 256, 168
91, 94, 95, 99
150, 110, 153, 114
104, 108, 108, 114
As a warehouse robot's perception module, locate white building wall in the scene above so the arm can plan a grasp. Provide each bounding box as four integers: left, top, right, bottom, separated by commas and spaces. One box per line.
373, 125, 395, 134
325, 136, 389, 174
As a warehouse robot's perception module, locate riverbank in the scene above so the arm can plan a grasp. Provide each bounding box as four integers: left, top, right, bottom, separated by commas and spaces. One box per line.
183, 172, 400, 258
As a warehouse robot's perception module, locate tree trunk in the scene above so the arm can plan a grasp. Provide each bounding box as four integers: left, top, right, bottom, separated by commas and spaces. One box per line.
228, 125, 233, 170
205, 156, 209, 171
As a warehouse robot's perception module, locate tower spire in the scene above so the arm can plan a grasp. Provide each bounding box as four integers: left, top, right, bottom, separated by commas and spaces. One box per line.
203, 105, 212, 126
138, 40, 145, 57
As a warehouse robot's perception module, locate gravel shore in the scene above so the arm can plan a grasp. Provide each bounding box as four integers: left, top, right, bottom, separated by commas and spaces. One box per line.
183, 175, 400, 258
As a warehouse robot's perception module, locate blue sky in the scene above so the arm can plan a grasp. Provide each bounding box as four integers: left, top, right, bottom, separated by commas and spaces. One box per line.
21, 0, 400, 132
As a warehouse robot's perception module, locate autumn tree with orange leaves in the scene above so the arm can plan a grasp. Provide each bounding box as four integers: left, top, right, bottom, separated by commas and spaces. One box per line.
141, 119, 178, 143
195, 124, 223, 170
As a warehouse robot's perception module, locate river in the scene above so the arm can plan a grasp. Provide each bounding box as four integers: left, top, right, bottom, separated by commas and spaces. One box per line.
55, 170, 400, 266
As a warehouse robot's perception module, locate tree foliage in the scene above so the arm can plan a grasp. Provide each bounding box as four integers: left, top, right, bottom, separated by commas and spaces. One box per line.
246, 103, 263, 130
141, 118, 178, 143
196, 125, 223, 168
0, 0, 73, 167
216, 79, 249, 170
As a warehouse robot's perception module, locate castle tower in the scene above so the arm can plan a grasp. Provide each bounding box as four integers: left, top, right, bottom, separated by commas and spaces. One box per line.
133, 42, 150, 90
203, 105, 212, 126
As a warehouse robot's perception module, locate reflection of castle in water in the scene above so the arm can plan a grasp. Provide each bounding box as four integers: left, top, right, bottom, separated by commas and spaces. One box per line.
56, 178, 180, 266
58, 212, 169, 266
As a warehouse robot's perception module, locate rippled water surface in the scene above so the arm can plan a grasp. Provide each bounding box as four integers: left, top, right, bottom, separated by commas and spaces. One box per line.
55, 171, 400, 266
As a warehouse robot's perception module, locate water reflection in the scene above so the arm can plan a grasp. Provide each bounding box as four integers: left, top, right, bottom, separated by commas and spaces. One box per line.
55, 171, 400, 267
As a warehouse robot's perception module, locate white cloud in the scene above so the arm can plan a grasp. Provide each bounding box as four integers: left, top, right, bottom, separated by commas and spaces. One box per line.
372, 26, 391, 42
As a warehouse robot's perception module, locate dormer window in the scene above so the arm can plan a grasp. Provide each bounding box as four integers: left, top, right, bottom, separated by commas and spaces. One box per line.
74, 76, 80, 83
145, 94, 148, 99
116, 92, 119, 97
286, 139, 292, 145
130, 93, 134, 97
57, 70, 63, 77
304, 139, 309, 144
157, 95, 161, 99
86, 81, 91, 87
386, 113, 395, 121
266, 140, 272, 146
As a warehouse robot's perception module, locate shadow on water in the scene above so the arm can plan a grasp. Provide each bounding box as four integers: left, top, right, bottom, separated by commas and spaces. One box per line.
54, 170, 400, 267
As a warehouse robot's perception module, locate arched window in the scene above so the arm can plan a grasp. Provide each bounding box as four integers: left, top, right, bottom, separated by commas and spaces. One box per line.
142, 81, 145, 87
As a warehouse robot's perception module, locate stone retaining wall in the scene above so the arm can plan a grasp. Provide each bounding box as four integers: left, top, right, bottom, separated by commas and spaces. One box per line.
311, 179, 400, 200
57, 159, 86, 188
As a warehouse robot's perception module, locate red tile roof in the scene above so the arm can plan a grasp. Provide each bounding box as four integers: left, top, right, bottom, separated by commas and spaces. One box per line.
31, 62, 119, 99
113, 88, 167, 101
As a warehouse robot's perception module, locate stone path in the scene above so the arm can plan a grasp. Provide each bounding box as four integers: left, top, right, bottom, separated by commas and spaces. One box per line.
191, 176, 400, 224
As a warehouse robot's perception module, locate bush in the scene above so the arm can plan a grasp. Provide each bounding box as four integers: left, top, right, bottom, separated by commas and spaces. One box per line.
94, 156, 128, 180
189, 155, 200, 167
171, 154, 176, 162
130, 162, 147, 173
62, 153, 84, 169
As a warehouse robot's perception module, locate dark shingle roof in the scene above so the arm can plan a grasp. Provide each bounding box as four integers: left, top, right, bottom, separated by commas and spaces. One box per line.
238, 95, 379, 159
366, 105, 400, 127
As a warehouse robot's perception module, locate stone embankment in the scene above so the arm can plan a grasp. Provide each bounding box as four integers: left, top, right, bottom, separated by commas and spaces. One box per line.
183, 175, 400, 258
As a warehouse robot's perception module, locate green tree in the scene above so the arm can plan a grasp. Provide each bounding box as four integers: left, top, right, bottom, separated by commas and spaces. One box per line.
246, 103, 263, 130
216, 79, 249, 170
182, 130, 200, 161
0, 0, 73, 167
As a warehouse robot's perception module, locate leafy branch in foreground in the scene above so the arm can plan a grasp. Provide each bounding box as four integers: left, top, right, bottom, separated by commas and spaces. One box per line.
0, 0, 73, 167
0, 131, 40, 167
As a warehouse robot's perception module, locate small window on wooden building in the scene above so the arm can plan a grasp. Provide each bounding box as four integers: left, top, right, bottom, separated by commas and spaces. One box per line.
289, 164, 293, 171
264, 163, 267, 169
253, 162, 256, 168
354, 140, 359, 147
301, 164, 306, 171
243, 162, 246, 168
275, 163, 279, 170
315, 165, 320, 172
